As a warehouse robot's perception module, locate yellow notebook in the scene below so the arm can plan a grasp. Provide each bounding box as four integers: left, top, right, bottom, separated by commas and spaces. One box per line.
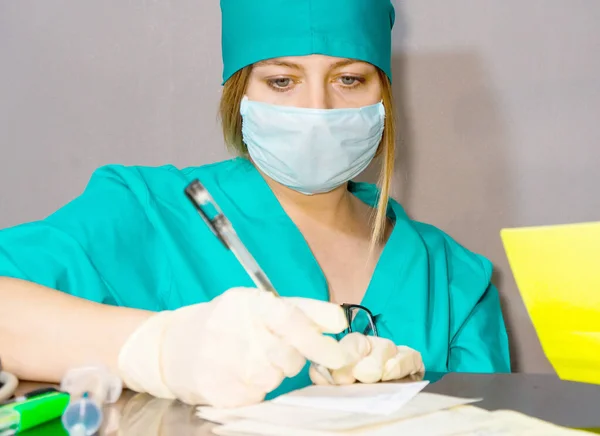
501, 222, 600, 385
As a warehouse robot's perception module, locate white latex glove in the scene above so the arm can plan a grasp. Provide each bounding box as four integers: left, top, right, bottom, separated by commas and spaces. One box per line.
118, 288, 349, 408
309, 333, 425, 385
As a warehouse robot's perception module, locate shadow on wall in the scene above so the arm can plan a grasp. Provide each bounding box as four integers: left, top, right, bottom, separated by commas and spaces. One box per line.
358, 40, 555, 372
400, 49, 556, 373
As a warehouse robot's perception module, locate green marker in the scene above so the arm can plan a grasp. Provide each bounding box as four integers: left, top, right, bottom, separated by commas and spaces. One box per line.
0, 389, 69, 434
19, 417, 68, 436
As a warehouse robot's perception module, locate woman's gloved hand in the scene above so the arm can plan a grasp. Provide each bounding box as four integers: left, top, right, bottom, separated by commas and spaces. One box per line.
117, 288, 349, 408
309, 333, 425, 385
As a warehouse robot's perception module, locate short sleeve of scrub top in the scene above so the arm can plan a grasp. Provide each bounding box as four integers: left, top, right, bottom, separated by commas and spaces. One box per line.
0, 165, 176, 310
0, 158, 511, 395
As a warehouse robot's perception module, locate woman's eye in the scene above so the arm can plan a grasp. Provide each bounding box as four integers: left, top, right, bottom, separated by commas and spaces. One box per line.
340, 76, 360, 86
268, 78, 292, 88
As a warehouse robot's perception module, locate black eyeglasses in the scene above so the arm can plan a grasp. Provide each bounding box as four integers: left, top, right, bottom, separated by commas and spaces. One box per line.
337, 303, 379, 339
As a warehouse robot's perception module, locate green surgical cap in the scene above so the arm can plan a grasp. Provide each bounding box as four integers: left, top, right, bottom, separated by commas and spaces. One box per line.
220, 0, 395, 84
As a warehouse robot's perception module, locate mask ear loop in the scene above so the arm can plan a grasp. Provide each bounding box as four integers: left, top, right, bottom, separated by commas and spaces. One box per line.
239, 95, 250, 116
373, 101, 387, 157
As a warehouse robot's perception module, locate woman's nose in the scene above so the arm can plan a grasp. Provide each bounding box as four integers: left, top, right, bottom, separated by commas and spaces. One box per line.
302, 82, 334, 109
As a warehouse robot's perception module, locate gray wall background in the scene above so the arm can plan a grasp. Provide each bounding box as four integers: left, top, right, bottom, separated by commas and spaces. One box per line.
1, 1, 599, 372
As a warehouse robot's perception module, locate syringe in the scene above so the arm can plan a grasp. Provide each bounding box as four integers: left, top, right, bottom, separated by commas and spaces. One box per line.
60, 366, 122, 436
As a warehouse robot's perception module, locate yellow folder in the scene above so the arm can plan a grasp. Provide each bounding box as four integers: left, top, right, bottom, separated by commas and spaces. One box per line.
501, 222, 600, 385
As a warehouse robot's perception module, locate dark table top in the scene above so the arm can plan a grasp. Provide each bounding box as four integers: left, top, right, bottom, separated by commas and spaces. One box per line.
424, 372, 600, 432
14, 373, 600, 435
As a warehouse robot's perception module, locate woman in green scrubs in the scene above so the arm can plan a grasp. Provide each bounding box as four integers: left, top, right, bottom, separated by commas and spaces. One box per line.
0, 0, 510, 407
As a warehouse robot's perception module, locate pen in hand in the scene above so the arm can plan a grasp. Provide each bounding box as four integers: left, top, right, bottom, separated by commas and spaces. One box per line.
184, 180, 337, 385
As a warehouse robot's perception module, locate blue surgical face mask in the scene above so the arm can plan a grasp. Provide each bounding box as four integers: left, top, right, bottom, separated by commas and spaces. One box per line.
240, 97, 385, 195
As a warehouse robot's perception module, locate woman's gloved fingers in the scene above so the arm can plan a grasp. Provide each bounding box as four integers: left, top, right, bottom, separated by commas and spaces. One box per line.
309, 362, 357, 386
352, 358, 383, 384
381, 346, 426, 381
381, 354, 405, 381
288, 329, 348, 370
207, 288, 256, 333
264, 342, 306, 379
308, 364, 332, 385
330, 365, 357, 385
338, 333, 373, 363
239, 342, 284, 395
398, 345, 426, 374
352, 336, 398, 384
311, 334, 414, 386
252, 324, 304, 382
286, 297, 348, 334
325, 333, 374, 385
258, 295, 350, 370
201, 326, 286, 395
369, 336, 399, 360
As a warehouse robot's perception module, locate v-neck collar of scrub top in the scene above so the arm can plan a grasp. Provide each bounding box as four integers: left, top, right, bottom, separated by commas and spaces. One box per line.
212, 157, 419, 318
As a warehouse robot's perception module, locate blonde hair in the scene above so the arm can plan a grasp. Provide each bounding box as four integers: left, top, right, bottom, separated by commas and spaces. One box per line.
219, 67, 396, 247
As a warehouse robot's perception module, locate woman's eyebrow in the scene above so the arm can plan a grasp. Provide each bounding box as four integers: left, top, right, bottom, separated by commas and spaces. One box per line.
329, 59, 362, 69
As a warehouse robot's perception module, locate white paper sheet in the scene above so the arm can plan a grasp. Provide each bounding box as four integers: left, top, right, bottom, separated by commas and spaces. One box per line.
211, 406, 489, 436
197, 391, 480, 432
455, 410, 591, 435
210, 406, 590, 436
272, 381, 429, 415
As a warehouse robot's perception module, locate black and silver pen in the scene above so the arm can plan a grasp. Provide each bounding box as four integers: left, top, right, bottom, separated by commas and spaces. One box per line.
185, 179, 336, 385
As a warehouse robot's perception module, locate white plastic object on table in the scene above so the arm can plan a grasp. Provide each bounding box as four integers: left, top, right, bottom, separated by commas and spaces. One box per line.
60, 365, 122, 436
0, 358, 19, 403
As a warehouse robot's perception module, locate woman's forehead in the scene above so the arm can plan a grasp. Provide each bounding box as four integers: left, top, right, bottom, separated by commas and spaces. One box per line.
254, 55, 375, 70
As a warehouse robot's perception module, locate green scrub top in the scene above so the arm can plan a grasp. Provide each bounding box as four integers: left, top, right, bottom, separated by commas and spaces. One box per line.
0, 158, 510, 398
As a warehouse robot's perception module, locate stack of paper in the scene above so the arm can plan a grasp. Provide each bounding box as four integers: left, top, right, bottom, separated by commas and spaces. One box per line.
272, 381, 430, 415
197, 383, 590, 435
197, 382, 477, 435
501, 222, 600, 385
